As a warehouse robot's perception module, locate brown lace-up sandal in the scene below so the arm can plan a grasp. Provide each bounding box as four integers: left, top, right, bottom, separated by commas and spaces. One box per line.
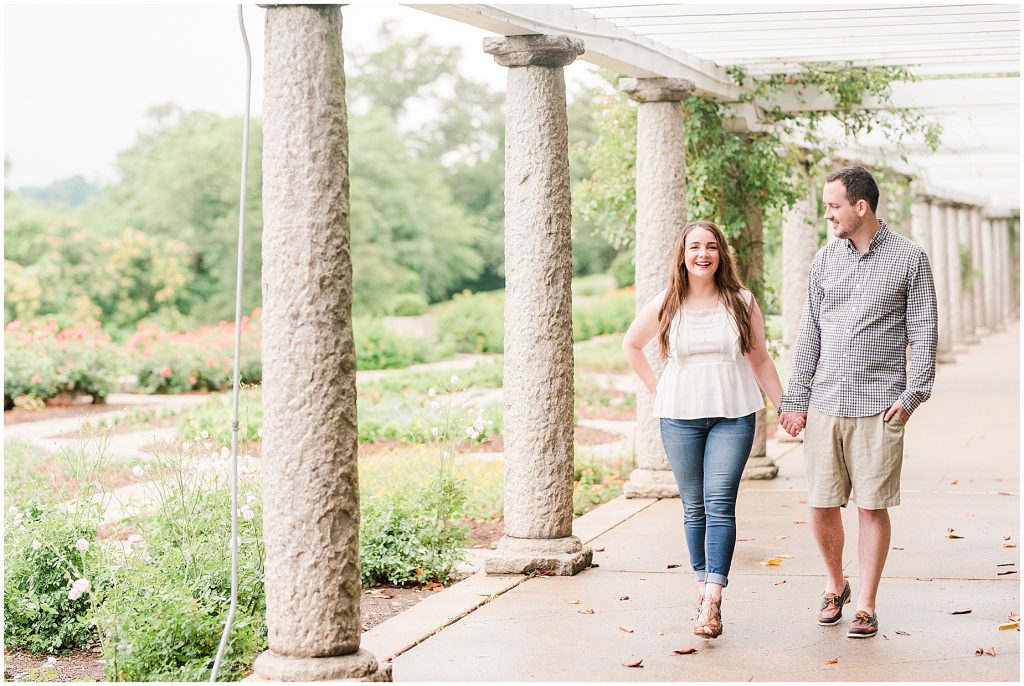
694, 596, 723, 638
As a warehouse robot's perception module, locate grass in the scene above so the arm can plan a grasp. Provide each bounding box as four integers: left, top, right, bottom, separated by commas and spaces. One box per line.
574, 335, 629, 372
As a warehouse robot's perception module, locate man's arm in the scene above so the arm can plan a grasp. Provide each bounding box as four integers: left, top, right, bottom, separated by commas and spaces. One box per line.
898, 250, 938, 415
779, 254, 823, 414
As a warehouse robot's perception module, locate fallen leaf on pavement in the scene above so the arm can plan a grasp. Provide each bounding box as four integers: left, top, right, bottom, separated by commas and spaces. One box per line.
737, 537, 755, 542
892, 547, 904, 551
952, 609, 973, 615
619, 595, 630, 601
946, 528, 964, 539
673, 648, 697, 655
997, 491, 1016, 496
774, 579, 786, 585
896, 630, 910, 636
776, 535, 788, 540
667, 564, 681, 569
997, 571, 1017, 576
761, 557, 784, 567
361, 624, 369, 632
619, 626, 635, 633
916, 577, 934, 581
567, 599, 581, 605
578, 608, 595, 615
792, 520, 807, 524
594, 547, 605, 552
826, 658, 838, 665
996, 563, 1016, 566
623, 659, 643, 668
1005, 536, 1012, 541
1009, 613, 1020, 622
1004, 544, 1017, 549
975, 647, 997, 657
950, 479, 958, 485
998, 622, 1018, 631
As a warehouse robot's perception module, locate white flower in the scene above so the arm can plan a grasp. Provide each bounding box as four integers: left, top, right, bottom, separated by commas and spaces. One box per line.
450, 375, 459, 385
75, 538, 90, 552
71, 577, 90, 594
233, 536, 243, 550
238, 465, 249, 477
466, 427, 475, 437
246, 492, 257, 505
430, 401, 440, 411
474, 417, 486, 431
200, 430, 210, 440
181, 441, 191, 451
428, 387, 436, 397
468, 429, 480, 441
240, 506, 254, 521
127, 534, 143, 546
131, 465, 145, 477
431, 427, 440, 438
68, 588, 82, 601
46, 656, 57, 666
257, 427, 264, 438
487, 420, 494, 427
8, 506, 19, 517
31, 540, 42, 550
220, 447, 230, 460
203, 440, 213, 451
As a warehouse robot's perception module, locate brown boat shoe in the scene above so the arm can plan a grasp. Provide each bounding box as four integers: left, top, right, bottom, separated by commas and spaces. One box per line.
847, 610, 879, 638
817, 580, 851, 626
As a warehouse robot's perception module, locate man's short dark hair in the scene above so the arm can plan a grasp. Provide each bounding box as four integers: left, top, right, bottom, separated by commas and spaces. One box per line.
826, 165, 879, 213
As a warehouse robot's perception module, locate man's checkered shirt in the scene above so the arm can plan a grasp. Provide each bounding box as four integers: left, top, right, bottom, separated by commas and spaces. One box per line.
780, 220, 938, 417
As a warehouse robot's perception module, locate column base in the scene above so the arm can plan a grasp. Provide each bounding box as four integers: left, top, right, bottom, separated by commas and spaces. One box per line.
963, 334, 980, 345
975, 326, 991, 337
253, 648, 391, 682
742, 456, 779, 480
623, 468, 679, 499
485, 535, 592, 576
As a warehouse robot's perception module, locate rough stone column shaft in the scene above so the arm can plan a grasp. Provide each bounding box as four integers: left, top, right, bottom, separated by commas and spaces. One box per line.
957, 207, 978, 343
482, 34, 591, 576
981, 216, 997, 331
618, 77, 694, 497
783, 174, 822, 374
970, 208, 988, 335
945, 204, 964, 349
929, 202, 954, 362
254, 6, 387, 681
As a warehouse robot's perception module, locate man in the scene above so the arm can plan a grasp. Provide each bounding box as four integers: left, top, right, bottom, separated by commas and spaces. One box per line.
779, 165, 937, 639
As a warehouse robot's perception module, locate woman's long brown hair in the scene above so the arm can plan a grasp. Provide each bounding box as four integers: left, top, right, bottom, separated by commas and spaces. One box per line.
657, 220, 754, 358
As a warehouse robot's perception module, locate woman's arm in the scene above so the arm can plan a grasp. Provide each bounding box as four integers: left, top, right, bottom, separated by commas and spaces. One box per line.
744, 295, 785, 412
622, 297, 662, 395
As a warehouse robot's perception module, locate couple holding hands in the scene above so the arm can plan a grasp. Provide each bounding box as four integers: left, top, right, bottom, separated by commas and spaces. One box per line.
623, 166, 938, 640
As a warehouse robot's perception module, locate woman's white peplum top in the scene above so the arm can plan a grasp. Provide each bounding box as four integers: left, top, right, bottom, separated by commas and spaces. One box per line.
651, 288, 765, 420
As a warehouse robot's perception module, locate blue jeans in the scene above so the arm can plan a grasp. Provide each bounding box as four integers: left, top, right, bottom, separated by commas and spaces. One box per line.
660, 414, 755, 587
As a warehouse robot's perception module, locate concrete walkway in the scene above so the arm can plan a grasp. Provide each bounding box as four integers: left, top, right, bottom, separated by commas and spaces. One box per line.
368, 323, 1020, 681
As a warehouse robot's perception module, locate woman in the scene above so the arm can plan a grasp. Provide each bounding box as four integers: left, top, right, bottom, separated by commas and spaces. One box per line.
622, 220, 797, 638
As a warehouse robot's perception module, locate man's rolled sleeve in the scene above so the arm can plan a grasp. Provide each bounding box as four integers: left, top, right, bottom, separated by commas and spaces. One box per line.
780, 256, 823, 414
899, 250, 938, 415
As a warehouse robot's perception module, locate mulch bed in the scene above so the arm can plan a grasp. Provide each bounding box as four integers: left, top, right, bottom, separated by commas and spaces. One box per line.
4, 648, 106, 682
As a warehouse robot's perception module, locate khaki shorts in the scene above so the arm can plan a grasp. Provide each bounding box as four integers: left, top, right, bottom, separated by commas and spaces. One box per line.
804, 405, 906, 510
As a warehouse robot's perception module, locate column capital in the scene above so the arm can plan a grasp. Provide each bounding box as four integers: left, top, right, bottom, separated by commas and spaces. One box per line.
483, 34, 584, 68
619, 77, 695, 102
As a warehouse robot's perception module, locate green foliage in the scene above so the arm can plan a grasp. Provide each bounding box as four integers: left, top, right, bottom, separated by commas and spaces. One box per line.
572, 457, 632, 516
572, 288, 635, 342
175, 389, 263, 447
574, 336, 631, 372
4, 320, 122, 403
570, 274, 616, 298
354, 316, 443, 371
388, 293, 429, 316
358, 361, 504, 397
609, 251, 635, 288
3, 502, 102, 653
433, 290, 505, 354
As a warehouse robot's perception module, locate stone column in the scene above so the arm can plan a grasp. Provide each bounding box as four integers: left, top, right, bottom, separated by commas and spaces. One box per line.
957, 207, 978, 343
910, 197, 932, 256
617, 77, 694, 496
254, 6, 388, 682
1002, 219, 1019, 321
777, 171, 819, 445
930, 201, 955, 363
973, 208, 991, 335
482, 34, 591, 576
978, 216, 995, 331
945, 204, 965, 350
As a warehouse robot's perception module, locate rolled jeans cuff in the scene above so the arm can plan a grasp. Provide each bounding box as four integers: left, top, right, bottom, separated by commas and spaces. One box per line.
693, 570, 729, 588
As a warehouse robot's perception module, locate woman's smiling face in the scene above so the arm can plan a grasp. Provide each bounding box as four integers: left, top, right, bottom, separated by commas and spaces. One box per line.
683, 227, 720, 279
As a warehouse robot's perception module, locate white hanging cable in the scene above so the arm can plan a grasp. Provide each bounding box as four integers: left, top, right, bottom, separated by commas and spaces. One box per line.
210, 4, 251, 681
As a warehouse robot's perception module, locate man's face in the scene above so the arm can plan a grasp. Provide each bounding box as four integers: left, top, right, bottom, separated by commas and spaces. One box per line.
823, 180, 866, 240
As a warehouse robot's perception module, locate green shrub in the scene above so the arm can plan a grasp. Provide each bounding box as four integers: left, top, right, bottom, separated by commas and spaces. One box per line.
610, 252, 635, 288
3, 501, 103, 653
571, 274, 616, 297
572, 288, 635, 342
433, 290, 504, 354
572, 457, 632, 516
388, 293, 429, 316
176, 388, 263, 446
354, 316, 439, 370
360, 478, 468, 586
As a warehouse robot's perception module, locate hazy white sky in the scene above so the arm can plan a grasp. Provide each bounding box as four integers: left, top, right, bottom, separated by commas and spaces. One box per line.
3, 2, 602, 189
